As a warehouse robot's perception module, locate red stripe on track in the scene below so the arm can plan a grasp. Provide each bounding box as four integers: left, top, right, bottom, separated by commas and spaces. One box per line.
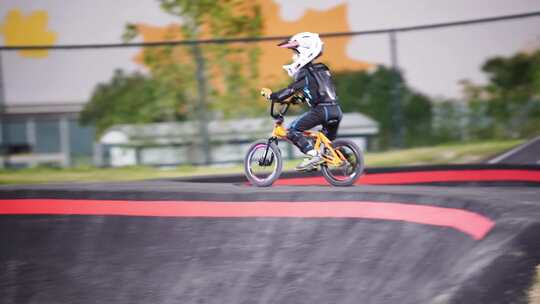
0, 199, 494, 240
274, 169, 540, 186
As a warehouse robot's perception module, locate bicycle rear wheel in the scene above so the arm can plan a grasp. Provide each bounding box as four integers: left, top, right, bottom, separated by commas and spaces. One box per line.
321, 139, 364, 186
244, 139, 283, 187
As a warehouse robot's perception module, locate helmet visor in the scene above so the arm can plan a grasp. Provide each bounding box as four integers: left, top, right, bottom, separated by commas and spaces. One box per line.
277, 40, 299, 49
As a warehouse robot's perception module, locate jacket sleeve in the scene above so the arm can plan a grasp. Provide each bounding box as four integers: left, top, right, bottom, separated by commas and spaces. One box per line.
269, 70, 308, 101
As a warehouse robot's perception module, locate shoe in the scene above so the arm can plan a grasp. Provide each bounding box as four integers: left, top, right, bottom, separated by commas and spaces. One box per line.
295, 155, 324, 171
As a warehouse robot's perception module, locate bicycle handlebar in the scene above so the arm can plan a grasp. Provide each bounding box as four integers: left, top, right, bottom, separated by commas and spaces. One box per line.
270, 99, 290, 120
268, 93, 306, 120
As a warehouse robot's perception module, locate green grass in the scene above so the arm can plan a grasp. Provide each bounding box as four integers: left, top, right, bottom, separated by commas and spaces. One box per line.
362, 139, 523, 167
0, 164, 245, 185
0, 139, 524, 185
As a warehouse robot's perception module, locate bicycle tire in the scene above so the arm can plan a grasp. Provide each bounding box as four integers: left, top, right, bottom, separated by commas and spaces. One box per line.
244, 139, 283, 187
321, 139, 364, 186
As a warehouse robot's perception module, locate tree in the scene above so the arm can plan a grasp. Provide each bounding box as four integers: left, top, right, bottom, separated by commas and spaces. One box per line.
461, 49, 540, 138
80, 69, 187, 136
334, 66, 433, 149
124, 0, 265, 119
121, 1, 264, 164
431, 99, 467, 143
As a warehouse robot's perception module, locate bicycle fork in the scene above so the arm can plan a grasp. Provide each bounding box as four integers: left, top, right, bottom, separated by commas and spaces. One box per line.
259, 137, 278, 166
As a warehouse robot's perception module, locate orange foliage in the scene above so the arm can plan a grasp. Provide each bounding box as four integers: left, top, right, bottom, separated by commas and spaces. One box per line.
132, 1, 372, 88
258, 1, 372, 84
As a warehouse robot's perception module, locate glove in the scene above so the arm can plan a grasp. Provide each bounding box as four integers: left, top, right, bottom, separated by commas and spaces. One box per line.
260, 88, 272, 100
291, 93, 305, 104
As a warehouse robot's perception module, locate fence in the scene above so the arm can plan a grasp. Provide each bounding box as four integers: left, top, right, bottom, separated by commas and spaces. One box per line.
1, 10, 539, 167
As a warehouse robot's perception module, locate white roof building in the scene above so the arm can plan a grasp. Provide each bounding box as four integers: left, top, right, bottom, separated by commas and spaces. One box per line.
99, 112, 378, 167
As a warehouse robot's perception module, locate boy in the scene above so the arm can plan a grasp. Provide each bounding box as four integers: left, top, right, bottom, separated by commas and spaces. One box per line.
261, 32, 343, 171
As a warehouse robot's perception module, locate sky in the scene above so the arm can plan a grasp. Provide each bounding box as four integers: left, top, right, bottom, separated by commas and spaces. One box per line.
1, 0, 540, 105
276, 0, 540, 99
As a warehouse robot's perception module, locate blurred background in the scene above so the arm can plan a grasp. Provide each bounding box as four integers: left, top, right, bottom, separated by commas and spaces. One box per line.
0, 0, 540, 181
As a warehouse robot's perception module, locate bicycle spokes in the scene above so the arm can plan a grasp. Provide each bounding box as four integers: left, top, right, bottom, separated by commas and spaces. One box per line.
247, 144, 278, 181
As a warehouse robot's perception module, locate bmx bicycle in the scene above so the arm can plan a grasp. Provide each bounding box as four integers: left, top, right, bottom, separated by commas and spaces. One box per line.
244, 95, 364, 187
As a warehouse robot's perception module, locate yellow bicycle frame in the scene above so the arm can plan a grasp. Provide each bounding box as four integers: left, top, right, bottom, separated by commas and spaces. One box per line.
271, 122, 346, 167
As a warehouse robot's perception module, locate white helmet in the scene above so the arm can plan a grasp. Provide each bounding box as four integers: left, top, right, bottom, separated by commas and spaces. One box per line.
278, 32, 323, 77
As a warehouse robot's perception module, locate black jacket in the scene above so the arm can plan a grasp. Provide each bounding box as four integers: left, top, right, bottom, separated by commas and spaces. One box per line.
270, 63, 339, 107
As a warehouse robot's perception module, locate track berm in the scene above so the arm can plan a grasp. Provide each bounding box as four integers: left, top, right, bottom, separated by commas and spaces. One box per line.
1, 164, 539, 304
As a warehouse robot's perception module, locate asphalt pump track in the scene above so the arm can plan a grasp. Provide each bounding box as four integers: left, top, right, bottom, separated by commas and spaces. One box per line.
1, 164, 540, 304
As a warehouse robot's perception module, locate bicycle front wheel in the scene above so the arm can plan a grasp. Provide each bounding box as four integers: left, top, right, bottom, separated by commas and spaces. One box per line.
321, 139, 364, 186
244, 139, 283, 187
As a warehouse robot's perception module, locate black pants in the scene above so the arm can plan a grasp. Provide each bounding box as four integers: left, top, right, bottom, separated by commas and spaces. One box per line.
287, 104, 343, 154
